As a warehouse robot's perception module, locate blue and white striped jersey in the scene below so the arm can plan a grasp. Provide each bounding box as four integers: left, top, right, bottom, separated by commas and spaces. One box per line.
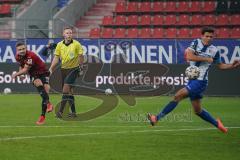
187, 39, 221, 81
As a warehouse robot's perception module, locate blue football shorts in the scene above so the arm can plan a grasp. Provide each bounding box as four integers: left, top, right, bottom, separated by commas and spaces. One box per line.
185, 80, 208, 101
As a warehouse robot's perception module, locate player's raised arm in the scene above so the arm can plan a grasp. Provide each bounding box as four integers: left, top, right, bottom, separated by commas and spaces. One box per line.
186, 48, 213, 63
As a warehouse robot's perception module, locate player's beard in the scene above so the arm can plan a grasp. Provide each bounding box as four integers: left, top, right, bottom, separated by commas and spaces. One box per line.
18, 51, 26, 56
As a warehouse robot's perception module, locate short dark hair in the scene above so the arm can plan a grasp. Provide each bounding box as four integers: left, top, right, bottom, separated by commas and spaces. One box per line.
63, 27, 73, 31
201, 27, 215, 35
15, 41, 26, 48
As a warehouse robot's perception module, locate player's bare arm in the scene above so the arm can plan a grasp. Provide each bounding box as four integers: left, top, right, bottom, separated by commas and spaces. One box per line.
79, 54, 84, 65
49, 55, 60, 74
18, 66, 26, 80
186, 48, 213, 63
12, 64, 31, 79
218, 60, 240, 70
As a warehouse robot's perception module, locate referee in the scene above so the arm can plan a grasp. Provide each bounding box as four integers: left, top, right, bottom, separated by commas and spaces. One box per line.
49, 27, 84, 118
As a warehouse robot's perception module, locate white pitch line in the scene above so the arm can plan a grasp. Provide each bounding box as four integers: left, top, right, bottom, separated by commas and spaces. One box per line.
0, 127, 239, 141
0, 125, 164, 128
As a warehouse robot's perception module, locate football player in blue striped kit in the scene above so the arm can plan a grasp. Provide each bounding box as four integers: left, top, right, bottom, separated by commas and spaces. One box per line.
148, 27, 240, 133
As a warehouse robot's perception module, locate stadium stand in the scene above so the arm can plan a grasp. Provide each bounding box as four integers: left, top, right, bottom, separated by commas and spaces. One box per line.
114, 28, 126, 38
191, 28, 202, 38
216, 27, 230, 38
89, 27, 101, 38
152, 28, 164, 38
0, 4, 12, 17
216, 0, 228, 13
229, 0, 240, 13
102, 28, 113, 38
127, 28, 138, 38
87, 0, 240, 39
0, 0, 26, 38
191, 14, 202, 26
178, 28, 191, 38
216, 14, 229, 26
230, 14, 240, 25
0, 0, 239, 39
139, 28, 152, 38
189, 1, 202, 12
230, 28, 240, 38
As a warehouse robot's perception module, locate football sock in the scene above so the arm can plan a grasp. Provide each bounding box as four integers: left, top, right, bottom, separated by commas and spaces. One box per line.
156, 101, 178, 121
41, 100, 47, 116
36, 86, 49, 116
60, 94, 69, 113
196, 109, 218, 127
69, 95, 76, 113
37, 86, 49, 103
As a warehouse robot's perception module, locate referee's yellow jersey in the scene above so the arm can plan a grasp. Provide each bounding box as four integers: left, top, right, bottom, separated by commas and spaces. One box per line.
55, 39, 83, 69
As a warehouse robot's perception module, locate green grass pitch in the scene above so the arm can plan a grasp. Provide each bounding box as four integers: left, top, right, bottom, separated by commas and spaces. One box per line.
0, 94, 239, 160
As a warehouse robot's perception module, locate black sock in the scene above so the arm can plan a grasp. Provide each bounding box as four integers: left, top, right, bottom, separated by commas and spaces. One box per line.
69, 95, 76, 113
60, 94, 69, 113
37, 86, 49, 116
41, 100, 47, 116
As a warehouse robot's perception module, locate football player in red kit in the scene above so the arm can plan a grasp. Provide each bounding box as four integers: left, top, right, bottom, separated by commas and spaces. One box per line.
12, 41, 53, 125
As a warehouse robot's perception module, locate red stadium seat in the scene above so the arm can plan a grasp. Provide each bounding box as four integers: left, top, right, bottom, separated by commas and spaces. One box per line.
178, 28, 190, 38
0, 31, 11, 39
89, 28, 100, 38
152, 28, 164, 38
216, 14, 229, 26
203, 14, 216, 25
230, 14, 240, 25
127, 15, 138, 26
230, 28, 240, 38
164, 1, 177, 12
102, 16, 113, 26
153, 2, 164, 12
114, 15, 126, 26
140, 15, 151, 26
139, 28, 152, 38
189, 1, 202, 12
0, 4, 11, 15
191, 28, 202, 38
0, 0, 21, 3
114, 28, 126, 38
127, 2, 139, 12
102, 28, 113, 38
202, 1, 216, 12
166, 28, 177, 38
216, 28, 230, 38
177, 14, 190, 26
164, 15, 177, 25
177, 1, 189, 12
140, 2, 151, 12
153, 15, 164, 26
127, 28, 139, 38
191, 14, 202, 25
115, 2, 126, 13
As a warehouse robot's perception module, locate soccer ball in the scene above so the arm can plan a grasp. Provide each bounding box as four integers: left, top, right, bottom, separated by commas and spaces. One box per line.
185, 66, 200, 79
105, 88, 112, 95
3, 88, 12, 94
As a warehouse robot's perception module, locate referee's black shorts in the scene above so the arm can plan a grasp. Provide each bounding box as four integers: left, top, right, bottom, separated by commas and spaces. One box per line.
61, 67, 80, 86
